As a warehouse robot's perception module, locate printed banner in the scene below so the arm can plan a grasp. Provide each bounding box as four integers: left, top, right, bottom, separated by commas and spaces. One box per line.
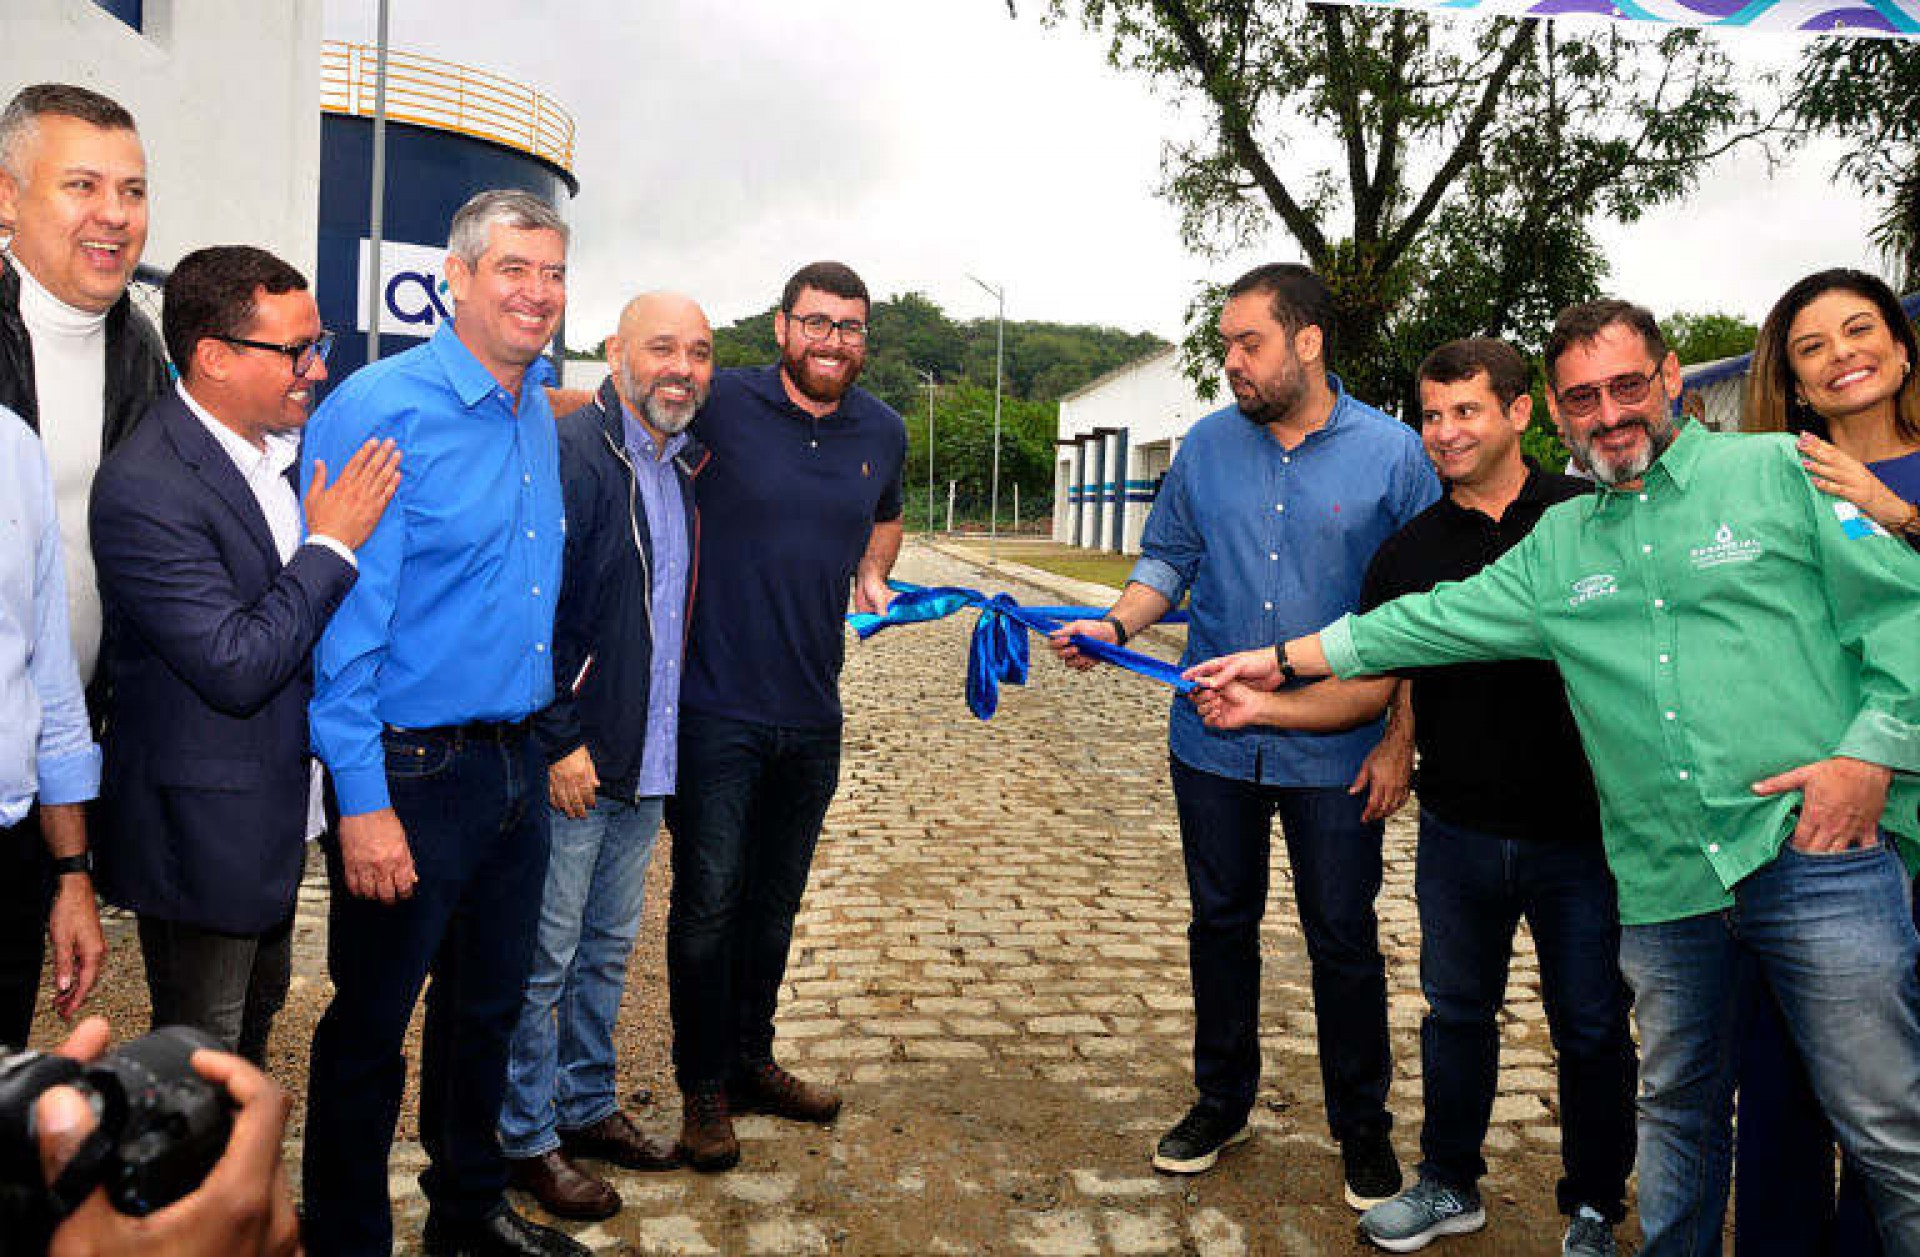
1314, 0, 1919, 36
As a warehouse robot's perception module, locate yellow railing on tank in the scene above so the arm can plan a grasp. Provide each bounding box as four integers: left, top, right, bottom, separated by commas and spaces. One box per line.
319, 41, 575, 176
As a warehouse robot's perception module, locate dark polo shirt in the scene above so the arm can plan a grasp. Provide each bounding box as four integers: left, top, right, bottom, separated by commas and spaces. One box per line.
682, 365, 905, 729
1360, 463, 1602, 843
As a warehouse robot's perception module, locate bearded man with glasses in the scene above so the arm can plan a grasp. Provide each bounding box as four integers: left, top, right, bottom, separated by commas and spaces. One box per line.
1191, 298, 1920, 1255
664, 260, 906, 1172
89, 245, 397, 1066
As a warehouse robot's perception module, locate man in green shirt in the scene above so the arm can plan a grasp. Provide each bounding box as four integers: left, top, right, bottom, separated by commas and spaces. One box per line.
1188, 300, 1920, 1256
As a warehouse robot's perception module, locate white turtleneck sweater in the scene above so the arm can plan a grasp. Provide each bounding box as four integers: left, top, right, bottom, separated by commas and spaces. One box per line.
12, 255, 109, 684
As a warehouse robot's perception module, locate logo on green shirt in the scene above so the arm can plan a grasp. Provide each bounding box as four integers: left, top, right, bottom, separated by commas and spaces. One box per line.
1689, 521, 1762, 569
1568, 572, 1618, 608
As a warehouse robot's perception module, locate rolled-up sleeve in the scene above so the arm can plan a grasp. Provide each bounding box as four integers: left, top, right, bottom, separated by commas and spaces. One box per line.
1130, 451, 1200, 604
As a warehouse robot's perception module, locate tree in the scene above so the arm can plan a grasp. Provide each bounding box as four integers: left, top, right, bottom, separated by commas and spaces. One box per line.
1663, 310, 1757, 366
1791, 44, 1920, 292
1039, 0, 1767, 415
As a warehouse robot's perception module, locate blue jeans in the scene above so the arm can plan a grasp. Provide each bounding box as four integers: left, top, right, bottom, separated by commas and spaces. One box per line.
1167, 755, 1391, 1140
499, 795, 662, 1158
1414, 809, 1637, 1221
302, 728, 549, 1257
1619, 841, 1920, 1257
1732, 871, 1917, 1257
666, 712, 840, 1091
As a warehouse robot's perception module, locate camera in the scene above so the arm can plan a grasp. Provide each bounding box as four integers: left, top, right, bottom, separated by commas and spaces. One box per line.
0, 1025, 234, 1244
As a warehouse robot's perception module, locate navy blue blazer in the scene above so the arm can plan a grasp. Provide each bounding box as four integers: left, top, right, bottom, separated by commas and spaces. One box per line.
89, 390, 358, 934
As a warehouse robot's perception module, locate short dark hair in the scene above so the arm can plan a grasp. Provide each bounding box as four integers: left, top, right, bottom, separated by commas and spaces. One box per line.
163, 246, 309, 378
781, 261, 869, 314
0, 84, 139, 180
1225, 263, 1336, 358
1543, 299, 1668, 388
1416, 338, 1531, 408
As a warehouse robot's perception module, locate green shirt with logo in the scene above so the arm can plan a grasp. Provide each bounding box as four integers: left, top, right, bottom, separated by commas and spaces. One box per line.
1322, 422, 1920, 925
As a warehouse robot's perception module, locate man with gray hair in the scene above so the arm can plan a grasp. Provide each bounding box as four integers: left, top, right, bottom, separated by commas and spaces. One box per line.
300, 189, 588, 1257
0, 82, 163, 1049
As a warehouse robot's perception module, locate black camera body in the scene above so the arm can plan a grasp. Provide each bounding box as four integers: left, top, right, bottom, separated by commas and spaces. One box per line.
0, 1025, 233, 1238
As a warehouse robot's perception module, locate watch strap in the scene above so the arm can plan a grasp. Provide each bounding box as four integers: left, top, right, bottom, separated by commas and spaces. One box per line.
50, 852, 93, 877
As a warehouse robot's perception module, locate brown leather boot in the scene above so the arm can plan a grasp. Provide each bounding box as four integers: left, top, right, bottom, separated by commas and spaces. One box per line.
560, 1110, 681, 1171
507, 1148, 620, 1221
729, 1059, 843, 1124
676, 1086, 740, 1173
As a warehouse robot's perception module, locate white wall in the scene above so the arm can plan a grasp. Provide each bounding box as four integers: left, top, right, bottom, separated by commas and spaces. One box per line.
6, 0, 323, 277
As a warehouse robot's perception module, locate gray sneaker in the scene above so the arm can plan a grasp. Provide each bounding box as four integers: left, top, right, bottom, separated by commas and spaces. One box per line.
1562, 1206, 1617, 1257
1357, 1175, 1486, 1253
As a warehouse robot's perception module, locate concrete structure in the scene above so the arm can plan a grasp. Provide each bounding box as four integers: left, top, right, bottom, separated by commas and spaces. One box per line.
1052, 346, 1224, 555
317, 42, 577, 381
6, 0, 324, 278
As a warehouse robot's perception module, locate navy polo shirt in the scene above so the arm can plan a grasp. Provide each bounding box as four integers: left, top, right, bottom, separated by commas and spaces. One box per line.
683, 365, 906, 728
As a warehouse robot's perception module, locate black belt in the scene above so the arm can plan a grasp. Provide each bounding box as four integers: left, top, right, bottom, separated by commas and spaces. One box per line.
383, 718, 531, 746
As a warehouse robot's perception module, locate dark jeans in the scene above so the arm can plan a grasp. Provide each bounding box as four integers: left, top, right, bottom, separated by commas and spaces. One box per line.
666, 711, 841, 1092
1167, 755, 1390, 1140
1414, 809, 1637, 1221
138, 912, 294, 1066
0, 814, 51, 1049
1732, 873, 1917, 1257
301, 728, 548, 1257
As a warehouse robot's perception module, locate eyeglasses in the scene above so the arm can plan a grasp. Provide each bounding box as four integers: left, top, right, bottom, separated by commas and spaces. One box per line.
214, 329, 335, 378
787, 313, 869, 346
1554, 367, 1661, 418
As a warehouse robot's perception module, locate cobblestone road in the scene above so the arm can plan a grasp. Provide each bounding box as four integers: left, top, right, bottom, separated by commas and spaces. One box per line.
283, 539, 1590, 1255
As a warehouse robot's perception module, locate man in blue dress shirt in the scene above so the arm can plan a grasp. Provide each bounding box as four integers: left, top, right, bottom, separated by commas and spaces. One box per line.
1052, 264, 1439, 1207
298, 190, 585, 1257
0, 403, 103, 1042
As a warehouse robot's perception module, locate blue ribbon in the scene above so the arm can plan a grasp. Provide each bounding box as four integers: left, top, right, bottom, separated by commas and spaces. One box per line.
849, 582, 1195, 720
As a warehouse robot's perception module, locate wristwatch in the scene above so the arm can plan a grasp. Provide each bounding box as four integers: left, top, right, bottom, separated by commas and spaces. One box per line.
1102, 615, 1131, 647
1273, 640, 1299, 685
50, 852, 94, 878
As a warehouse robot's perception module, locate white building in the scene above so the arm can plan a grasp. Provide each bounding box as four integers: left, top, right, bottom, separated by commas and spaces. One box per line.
1052, 345, 1225, 554
7, 1, 324, 280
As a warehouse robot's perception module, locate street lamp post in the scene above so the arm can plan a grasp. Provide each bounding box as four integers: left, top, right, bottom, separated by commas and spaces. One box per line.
968, 274, 1005, 565
916, 368, 939, 535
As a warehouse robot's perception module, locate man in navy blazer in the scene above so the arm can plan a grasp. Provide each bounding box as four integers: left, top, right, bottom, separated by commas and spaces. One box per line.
89, 245, 397, 1064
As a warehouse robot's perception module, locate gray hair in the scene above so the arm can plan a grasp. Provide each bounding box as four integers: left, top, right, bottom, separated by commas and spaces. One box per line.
0, 84, 139, 183
445, 189, 568, 265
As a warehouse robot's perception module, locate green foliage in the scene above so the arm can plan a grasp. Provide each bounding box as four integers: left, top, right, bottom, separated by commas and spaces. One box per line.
1791, 44, 1920, 291
1040, 0, 1769, 418
700, 292, 1164, 523
1664, 310, 1757, 366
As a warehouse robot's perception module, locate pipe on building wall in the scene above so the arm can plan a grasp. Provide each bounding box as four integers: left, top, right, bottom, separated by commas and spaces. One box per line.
1109, 427, 1128, 554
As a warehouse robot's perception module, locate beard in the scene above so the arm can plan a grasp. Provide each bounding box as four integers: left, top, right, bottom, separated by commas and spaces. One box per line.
1568, 411, 1678, 486
617, 361, 708, 435
1231, 363, 1309, 426
780, 339, 865, 406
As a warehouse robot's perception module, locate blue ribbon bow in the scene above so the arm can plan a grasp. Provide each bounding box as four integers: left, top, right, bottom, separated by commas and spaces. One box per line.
848, 582, 1194, 720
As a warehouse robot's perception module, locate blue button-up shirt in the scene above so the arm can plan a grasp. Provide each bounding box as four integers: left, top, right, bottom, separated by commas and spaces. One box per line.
303, 325, 565, 815
621, 410, 688, 798
1130, 378, 1439, 786
0, 406, 99, 825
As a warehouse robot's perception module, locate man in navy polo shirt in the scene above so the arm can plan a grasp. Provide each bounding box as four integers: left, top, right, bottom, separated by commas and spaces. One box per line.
667, 261, 906, 1172
1052, 263, 1438, 1207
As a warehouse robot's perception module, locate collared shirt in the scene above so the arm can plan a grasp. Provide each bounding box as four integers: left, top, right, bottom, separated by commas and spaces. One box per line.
1325, 421, 1920, 924
683, 365, 906, 728
1360, 464, 1600, 843
621, 409, 688, 797
178, 382, 350, 839
0, 405, 99, 825
1129, 377, 1440, 786
303, 324, 564, 816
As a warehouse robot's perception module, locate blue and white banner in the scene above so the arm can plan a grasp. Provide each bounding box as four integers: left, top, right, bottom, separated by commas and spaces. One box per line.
1316, 0, 1919, 36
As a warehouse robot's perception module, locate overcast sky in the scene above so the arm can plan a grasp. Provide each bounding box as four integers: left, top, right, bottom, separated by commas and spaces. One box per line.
322, 1, 1885, 353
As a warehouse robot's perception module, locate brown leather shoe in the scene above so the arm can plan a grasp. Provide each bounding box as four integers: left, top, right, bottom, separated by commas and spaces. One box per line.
676, 1086, 740, 1173
559, 1110, 682, 1172
507, 1148, 620, 1222
729, 1059, 843, 1124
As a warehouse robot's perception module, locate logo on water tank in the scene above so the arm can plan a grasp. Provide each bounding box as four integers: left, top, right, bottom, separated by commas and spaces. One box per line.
356, 240, 453, 338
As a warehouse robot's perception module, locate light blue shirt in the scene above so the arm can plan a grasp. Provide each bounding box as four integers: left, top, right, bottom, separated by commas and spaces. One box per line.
620, 410, 688, 798
303, 325, 565, 816
0, 406, 100, 825
1129, 377, 1439, 786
